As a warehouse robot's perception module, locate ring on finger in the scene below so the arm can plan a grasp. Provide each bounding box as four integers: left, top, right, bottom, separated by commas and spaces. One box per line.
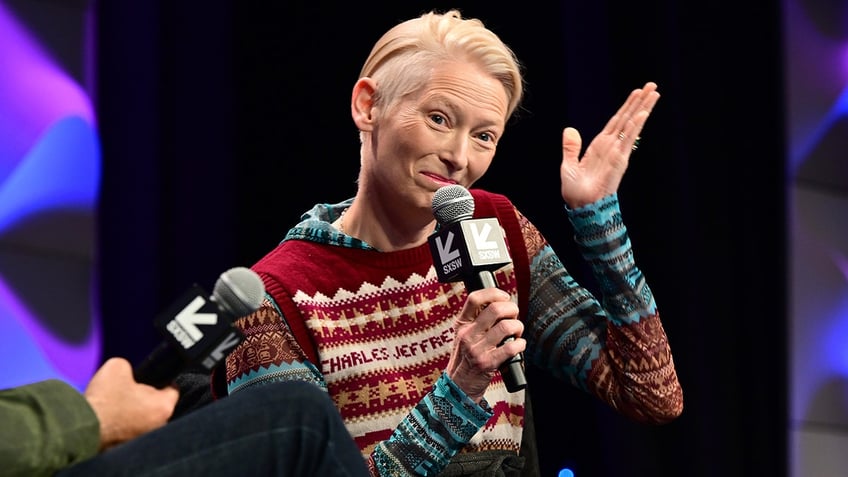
632, 136, 641, 151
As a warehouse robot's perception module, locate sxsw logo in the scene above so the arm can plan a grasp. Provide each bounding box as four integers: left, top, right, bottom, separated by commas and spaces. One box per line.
433, 229, 464, 276
165, 295, 218, 349
429, 217, 511, 281
164, 293, 243, 369
154, 284, 245, 369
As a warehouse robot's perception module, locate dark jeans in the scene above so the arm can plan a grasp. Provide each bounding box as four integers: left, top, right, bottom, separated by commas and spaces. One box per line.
59, 381, 369, 477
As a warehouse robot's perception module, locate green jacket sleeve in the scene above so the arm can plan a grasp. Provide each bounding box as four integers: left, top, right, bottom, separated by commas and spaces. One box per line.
0, 379, 101, 477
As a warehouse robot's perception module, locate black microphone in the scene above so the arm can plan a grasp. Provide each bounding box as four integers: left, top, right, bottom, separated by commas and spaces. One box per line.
133, 266, 265, 388
427, 184, 527, 393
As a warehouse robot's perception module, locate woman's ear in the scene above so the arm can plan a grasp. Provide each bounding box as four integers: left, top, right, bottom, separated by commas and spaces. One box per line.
351, 77, 377, 132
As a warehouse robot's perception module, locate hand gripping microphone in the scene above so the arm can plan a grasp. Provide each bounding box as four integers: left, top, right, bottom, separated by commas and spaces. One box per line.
427, 184, 527, 392
133, 266, 265, 388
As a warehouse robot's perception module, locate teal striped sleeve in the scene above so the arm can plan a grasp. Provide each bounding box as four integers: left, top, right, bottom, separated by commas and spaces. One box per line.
524, 193, 657, 389
566, 193, 656, 322
372, 372, 492, 476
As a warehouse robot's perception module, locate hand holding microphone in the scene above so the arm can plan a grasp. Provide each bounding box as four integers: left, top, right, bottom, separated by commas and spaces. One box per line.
427, 185, 527, 393
86, 357, 179, 450
133, 267, 265, 388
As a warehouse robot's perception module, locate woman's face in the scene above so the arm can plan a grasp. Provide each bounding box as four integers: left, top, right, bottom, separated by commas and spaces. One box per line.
362, 60, 509, 215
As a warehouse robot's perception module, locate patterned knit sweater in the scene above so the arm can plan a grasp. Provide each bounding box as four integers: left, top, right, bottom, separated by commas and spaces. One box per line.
224, 189, 683, 476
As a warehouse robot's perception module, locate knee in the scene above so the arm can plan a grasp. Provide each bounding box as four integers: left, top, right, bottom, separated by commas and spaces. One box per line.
236, 381, 337, 416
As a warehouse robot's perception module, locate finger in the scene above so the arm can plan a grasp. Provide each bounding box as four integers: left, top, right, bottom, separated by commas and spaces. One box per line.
561, 127, 582, 164
458, 288, 512, 326
160, 385, 180, 403
605, 82, 659, 139
474, 300, 519, 332
621, 91, 661, 152
611, 88, 651, 137
625, 82, 659, 121
628, 83, 660, 125
492, 315, 524, 343
465, 288, 511, 312
602, 87, 642, 136
615, 84, 660, 153
627, 85, 660, 132
495, 337, 526, 361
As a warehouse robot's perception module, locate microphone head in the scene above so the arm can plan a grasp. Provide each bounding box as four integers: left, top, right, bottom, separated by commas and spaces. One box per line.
432, 184, 474, 225
212, 267, 265, 317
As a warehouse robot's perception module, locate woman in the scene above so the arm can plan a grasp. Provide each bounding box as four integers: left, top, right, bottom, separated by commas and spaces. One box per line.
222, 9, 683, 476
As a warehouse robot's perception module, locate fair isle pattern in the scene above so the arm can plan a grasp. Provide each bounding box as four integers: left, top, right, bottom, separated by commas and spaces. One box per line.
225, 189, 683, 476
287, 265, 525, 456
521, 194, 683, 423
570, 196, 656, 321
567, 195, 682, 421
226, 299, 326, 393
585, 315, 682, 423
226, 189, 531, 477
525, 245, 608, 390
373, 373, 493, 476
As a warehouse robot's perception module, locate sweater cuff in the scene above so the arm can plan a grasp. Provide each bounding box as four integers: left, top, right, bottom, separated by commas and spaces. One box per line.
371, 372, 493, 476
564, 194, 624, 248
436, 372, 493, 431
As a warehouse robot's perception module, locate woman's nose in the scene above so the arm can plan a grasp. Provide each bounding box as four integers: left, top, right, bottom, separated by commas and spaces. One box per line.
440, 134, 469, 171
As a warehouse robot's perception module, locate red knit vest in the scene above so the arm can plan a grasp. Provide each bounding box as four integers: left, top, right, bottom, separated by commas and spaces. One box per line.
252, 189, 530, 455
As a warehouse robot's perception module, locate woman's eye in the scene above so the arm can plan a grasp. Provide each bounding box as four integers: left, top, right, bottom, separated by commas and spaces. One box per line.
477, 132, 498, 145
430, 114, 446, 125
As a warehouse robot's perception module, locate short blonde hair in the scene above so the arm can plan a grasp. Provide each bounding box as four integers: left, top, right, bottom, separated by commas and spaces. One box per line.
359, 10, 524, 121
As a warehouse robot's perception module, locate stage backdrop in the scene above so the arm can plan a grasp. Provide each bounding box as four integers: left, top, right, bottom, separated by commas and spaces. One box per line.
16, 1, 848, 477
784, 1, 848, 476
0, 0, 99, 391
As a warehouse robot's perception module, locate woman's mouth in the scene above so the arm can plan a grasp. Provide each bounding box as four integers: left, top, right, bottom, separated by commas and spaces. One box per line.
421, 172, 457, 186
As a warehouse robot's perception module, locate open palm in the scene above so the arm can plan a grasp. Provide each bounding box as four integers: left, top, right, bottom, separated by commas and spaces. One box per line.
560, 82, 660, 208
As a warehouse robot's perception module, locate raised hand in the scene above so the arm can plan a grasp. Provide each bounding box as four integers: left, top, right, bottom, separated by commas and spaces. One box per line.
559, 81, 660, 208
